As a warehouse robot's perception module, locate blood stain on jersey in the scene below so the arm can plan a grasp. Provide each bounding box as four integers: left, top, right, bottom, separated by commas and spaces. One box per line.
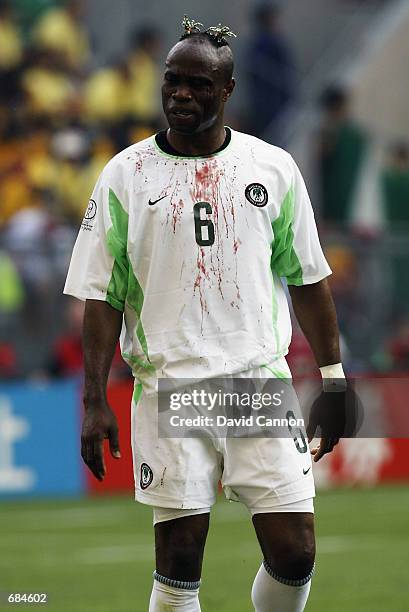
164, 169, 185, 232
233, 238, 241, 254
160, 467, 167, 487
189, 158, 243, 318
194, 247, 210, 329
195, 164, 210, 183
134, 154, 143, 174
171, 199, 184, 232
194, 161, 226, 288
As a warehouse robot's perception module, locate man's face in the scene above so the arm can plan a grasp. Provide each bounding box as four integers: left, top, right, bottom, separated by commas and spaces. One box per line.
162, 40, 232, 135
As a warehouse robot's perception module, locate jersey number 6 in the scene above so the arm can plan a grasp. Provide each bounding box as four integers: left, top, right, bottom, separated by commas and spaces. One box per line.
193, 202, 215, 246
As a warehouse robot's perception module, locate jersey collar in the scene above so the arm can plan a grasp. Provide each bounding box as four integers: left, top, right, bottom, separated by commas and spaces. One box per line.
154, 127, 232, 159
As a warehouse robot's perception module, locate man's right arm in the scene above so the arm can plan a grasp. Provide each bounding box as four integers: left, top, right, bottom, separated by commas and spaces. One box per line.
81, 299, 123, 481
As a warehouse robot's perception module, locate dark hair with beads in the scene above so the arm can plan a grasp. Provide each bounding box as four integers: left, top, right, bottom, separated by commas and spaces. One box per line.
179, 15, 237, 48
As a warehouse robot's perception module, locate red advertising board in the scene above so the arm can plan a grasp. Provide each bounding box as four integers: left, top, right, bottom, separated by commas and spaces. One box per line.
312, 438, 409, 488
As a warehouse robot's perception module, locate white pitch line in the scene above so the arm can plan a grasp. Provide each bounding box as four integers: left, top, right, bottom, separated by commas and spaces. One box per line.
0, 535, 398, 571
0, 543, 154, 569
317, 535, 386, 554
0, 507, 140, 531
76, 536, 386, 565
0, 504, 135, 521
0, 532, 152, 548
78, 544, 154, 564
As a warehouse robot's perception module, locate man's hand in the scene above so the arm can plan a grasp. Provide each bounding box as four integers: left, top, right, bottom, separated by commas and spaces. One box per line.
81, 402, 121, 481
306, 384, 362, 462
308, 436, 340, 463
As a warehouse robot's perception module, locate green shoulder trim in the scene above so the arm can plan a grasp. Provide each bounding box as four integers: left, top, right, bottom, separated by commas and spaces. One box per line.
126, 258, 152, 365
270, 186, 303, 286
106, 188, 154, 373
106, 189, 129, 310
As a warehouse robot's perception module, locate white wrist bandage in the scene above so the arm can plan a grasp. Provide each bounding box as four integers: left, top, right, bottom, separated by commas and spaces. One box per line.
319, 363, 347, 392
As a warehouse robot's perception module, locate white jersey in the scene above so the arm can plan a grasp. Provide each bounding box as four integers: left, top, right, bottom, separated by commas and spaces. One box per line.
64, 128, 331, 389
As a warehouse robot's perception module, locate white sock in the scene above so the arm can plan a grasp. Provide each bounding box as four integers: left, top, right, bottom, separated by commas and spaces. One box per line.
251, 561, 313, 612
149, 574, 201, 611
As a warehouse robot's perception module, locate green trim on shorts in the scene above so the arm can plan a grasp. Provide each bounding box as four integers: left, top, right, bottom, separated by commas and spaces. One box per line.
270, 270, 280, 351
123, 352, 156, 377
133, 382, 143, 404
261, 363, 292, 385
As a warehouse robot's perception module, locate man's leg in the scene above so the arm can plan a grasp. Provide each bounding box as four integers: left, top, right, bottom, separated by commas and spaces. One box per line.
251, 511, 315, 612
149, 511, 210, 612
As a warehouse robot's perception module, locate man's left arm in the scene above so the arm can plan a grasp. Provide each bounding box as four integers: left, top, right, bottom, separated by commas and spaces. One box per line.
289, 278, 345, 462
288, 278, 340, 368
271, 153, 354, 459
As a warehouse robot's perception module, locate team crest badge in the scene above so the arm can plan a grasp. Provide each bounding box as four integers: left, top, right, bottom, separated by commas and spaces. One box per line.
245, 183, 268, 207
84, 199, 97, 220
81, 199, 97, 231
140, 463, 153, 490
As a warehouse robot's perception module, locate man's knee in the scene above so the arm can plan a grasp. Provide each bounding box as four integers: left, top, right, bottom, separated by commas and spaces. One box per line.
155, 514, 209, 581
268, 534, 315, 580
163, 533, 203, 576
253, 512, 316, 580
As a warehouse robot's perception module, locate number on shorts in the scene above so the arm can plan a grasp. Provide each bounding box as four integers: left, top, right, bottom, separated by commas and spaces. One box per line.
286, 410, 308, 453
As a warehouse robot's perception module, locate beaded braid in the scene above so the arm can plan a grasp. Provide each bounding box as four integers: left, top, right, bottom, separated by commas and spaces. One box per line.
206, 24, 237, 44
182, 15, 204, 35
180, 14, 237, 47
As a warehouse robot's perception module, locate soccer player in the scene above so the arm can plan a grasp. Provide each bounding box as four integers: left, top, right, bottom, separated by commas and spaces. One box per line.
64, 16, 346, 612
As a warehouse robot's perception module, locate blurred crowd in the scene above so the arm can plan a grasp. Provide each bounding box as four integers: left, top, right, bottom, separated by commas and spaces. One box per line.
0, 0, 408, 380
314, 85, 409, 374
0, 0, 164, 380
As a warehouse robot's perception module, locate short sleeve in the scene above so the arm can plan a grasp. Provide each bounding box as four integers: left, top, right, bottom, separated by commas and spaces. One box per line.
270, 156, 331, 286
63, 162, 129, 311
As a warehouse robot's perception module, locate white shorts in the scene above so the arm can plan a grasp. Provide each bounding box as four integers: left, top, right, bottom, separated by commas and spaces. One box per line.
131, 358, 315, 512
153, 498, 314, 526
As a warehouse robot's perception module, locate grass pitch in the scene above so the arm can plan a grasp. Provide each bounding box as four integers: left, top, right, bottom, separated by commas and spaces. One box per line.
1, 485, 408, 611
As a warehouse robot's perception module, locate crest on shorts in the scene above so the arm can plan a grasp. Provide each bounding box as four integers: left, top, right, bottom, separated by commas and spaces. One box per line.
245, 183, 268, 207
140, 463, 153, 490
